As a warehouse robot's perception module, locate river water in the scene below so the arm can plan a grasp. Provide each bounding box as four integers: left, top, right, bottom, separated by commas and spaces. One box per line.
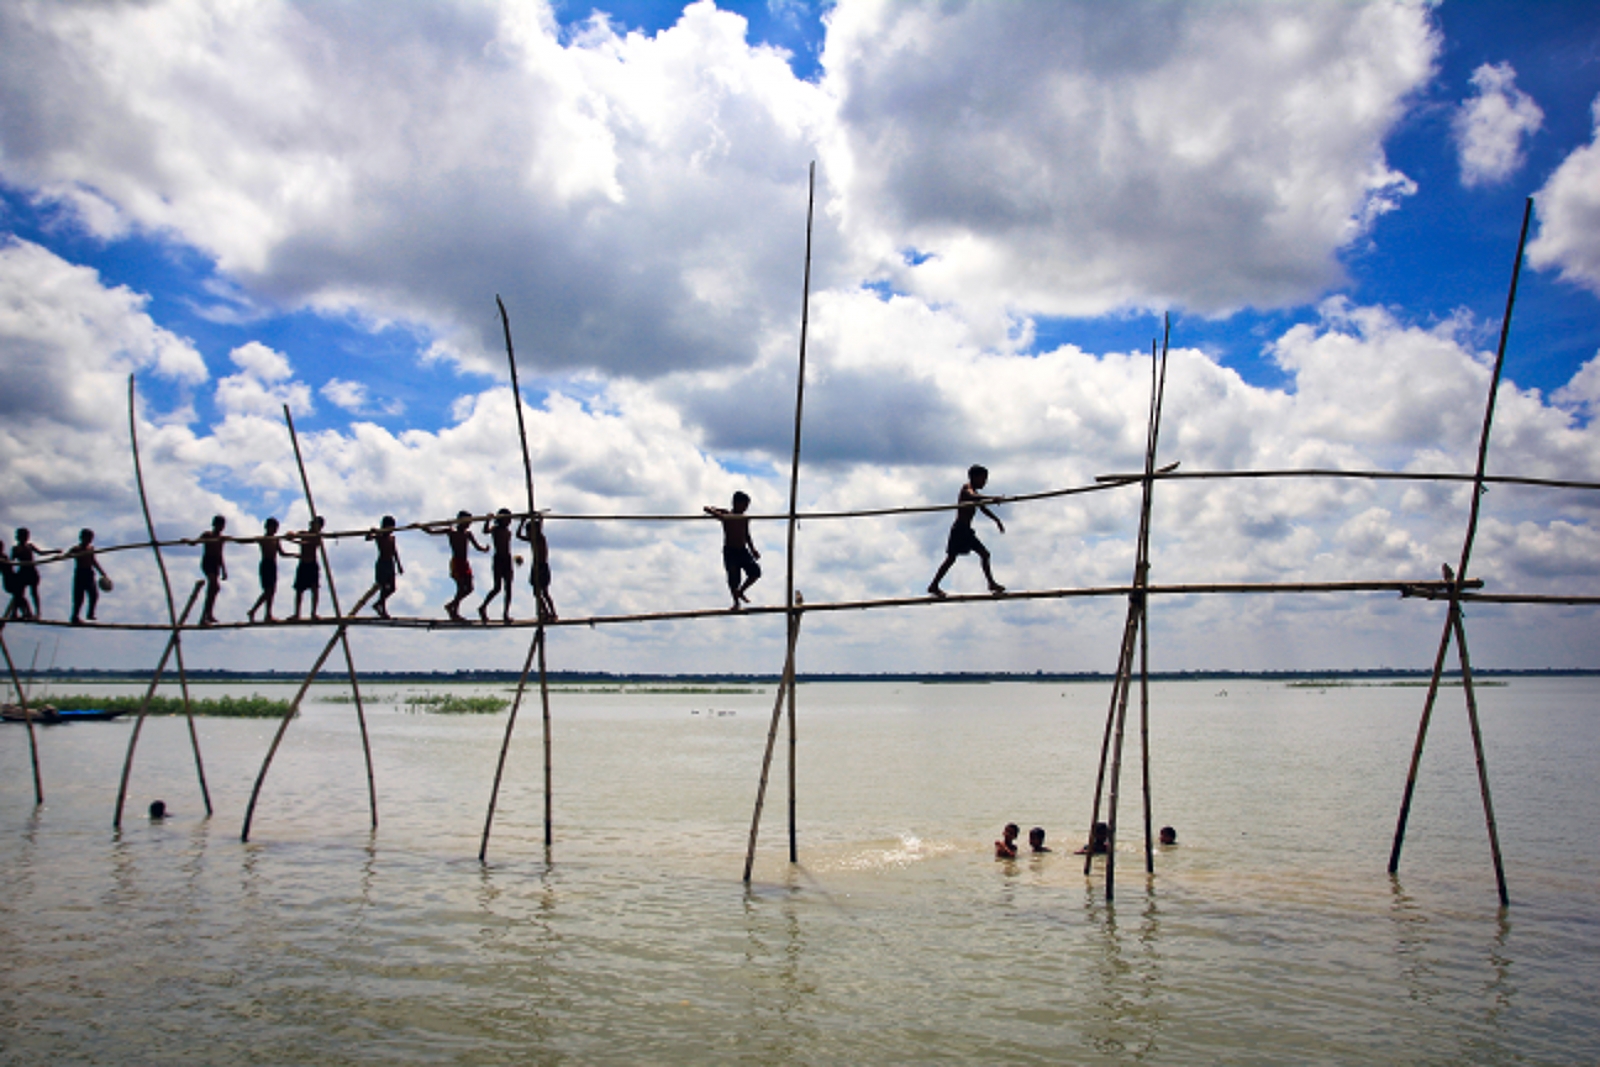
2, 678, 1597, 1065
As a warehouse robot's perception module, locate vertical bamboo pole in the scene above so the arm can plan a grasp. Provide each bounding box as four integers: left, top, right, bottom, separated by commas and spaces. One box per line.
240, 586, 378, 842
494, 296, 554, 849
1140, 321, 1171, 877
744, 613, 803, 883
0, 627, 44, 804
1085, 327, 1168, 889
113, 581, 204, 828
783, 162, 817, 865
125, 375, 212, 819
538, 623, 553, 847
283, 406, 378, 829
1388, 198, 1530, 896
480, 626, 543, 861
1139, 595, 1153, 875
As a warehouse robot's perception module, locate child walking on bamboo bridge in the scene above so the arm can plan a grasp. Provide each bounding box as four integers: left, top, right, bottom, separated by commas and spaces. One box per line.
193, 515, 228, 625
288, 516, 325, 621
367, 516, 403, 619
479, 509, 515, 623
928, 465, 1006, 598
705, 492, 760, 611
427, 511, 486, 622
517, 513, 557, 622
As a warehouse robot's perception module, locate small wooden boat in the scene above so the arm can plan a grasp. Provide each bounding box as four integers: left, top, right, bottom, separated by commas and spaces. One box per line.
1, 703, 125, 724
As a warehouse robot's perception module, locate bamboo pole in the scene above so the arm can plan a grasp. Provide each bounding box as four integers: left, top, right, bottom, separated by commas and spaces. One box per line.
1451, 602, 1509, 905
127, 376, 212, 816
783, 162, 817, 865
240, 585, 378, 842
283, 406, 379, 829
538, 622, 553, 847
743, 611, 803, 882
112, 582, 204, 828
480, 626, 543, 862
1139, 591, 1153, 875
1086, 326, 1169, 893
494, 296, 554, 849
2, 463, 1591, 571
10, 576, 1482, 635
1388, 198, 1531, 895
0, 627, 44, 804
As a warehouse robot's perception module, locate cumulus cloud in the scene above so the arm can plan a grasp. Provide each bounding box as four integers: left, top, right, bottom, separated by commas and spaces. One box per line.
0, 0, 830, 379
322, 377, 404, 417
822, 0, 1437, 323
215, 342, 312, 417
1528, 95, 1600, 296
1453, 62, 1543, 188
0, 0, 1444, 380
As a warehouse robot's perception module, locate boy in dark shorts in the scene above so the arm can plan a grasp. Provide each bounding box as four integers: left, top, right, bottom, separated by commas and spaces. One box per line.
426, 511, 486, 622
366, 515, 403, 619
247, 518, 288, 623
11, 528, 51, 620
288, 516, 326, 621
67, 528, 110, 624
195, 515, 228, 625
479, 509, 515, 623
0, 535, 20, 620
516, 513, 557, 622
704, 492, 760, 611
928, 465, 1005, 598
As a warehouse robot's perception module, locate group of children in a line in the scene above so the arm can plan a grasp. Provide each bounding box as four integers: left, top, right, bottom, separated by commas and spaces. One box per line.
995, 821, 1177, 859
4, 464, 1010, 625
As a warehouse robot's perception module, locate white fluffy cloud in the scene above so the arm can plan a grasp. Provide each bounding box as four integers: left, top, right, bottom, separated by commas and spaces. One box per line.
1453, 62, 1543, 188
0, 0, 1444, 376
1528, 95, 1600, 296
822, 0, 1437, 325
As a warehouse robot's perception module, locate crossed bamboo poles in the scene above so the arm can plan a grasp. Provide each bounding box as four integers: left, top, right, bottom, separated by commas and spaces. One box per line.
1, 193, 1566, 907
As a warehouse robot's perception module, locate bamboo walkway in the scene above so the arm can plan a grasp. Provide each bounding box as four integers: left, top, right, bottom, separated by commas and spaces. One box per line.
2, 192, 1588, 909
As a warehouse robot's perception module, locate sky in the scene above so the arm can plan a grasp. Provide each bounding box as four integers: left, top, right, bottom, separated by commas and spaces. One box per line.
2, 0, 1599, 676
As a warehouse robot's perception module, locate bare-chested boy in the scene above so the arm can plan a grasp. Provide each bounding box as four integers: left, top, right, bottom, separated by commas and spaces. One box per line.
928, 465, 1005, 598
704, 492, 760, 611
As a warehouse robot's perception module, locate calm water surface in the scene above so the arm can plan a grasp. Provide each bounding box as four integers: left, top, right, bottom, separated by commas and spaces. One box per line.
2, 679, 1597, 1065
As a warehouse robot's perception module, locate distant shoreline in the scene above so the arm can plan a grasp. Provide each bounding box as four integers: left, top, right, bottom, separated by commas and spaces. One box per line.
24, 667, 1600, 685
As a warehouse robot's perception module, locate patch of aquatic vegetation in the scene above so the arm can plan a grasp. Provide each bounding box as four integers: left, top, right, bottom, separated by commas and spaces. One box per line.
542, 685, 762, 695
402, 692, 510, 714
1286, 680, 1506, 689
42, 694, 290, 718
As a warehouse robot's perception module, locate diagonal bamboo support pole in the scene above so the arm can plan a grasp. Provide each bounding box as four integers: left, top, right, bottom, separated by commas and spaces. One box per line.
744, 611, 803, 883
240, 585, 378, 842
113, 581, 204, 828
480, 625, 543, 862
0, 626, 44, 804
1388, 197, 1530, 905
126, 376, 212, 817
283, 406, 378, 829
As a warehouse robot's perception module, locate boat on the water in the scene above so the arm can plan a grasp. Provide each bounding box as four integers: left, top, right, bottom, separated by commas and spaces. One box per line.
1, 704, 125, 724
